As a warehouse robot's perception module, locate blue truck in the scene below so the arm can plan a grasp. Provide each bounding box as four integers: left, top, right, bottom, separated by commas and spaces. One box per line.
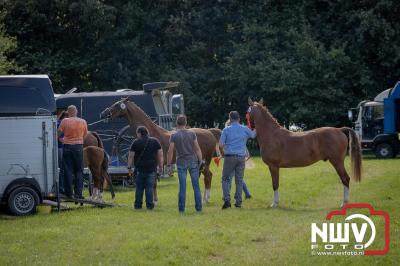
348, 81, 400, 158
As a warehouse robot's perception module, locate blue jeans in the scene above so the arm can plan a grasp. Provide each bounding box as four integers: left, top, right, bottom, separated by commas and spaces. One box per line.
221, 155, 246, 205
227, 175, 251, 197
135, 171, 156, 209
177, 161, 202, 212
58, 147, 65, 194
63, 144, 84, 198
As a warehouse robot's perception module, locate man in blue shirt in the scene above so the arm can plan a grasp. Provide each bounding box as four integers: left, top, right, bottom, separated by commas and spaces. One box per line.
220, 111, 256, 209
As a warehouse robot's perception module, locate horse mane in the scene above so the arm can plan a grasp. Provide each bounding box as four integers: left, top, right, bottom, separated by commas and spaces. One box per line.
126, 100, 152, 120
126, 100, 169, 133
255, 103, 282, 128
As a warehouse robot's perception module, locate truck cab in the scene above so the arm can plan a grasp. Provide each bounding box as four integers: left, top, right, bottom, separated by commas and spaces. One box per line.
349, 82, 400, 158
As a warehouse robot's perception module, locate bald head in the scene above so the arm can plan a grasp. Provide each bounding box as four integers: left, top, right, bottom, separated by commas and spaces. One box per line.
67, 105, 78, 117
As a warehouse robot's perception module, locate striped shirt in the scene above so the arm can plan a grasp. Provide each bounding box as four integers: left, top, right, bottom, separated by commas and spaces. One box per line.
59, 117, 88, 145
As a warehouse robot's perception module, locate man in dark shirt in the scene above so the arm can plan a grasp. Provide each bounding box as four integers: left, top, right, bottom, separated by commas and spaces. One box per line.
127, 126, 163, 210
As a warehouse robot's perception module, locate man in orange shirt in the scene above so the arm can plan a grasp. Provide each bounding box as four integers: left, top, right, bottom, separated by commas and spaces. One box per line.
58, 105, 88, 199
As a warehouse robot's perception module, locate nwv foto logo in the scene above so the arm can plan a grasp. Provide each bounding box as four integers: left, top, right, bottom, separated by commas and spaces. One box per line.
310, 204, 389, 256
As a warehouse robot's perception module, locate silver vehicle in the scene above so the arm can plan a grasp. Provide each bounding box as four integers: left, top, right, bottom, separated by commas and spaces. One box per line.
348, 82, 400, 158
0, 75, 58, 215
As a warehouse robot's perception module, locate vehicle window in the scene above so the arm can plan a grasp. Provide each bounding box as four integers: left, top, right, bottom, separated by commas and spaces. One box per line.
364, 106, 373, 120
171, 95, 183, 115
372, 105, 384, 120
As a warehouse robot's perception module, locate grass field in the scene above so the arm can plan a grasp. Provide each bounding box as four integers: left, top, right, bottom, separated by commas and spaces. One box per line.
0, 157, 399, 265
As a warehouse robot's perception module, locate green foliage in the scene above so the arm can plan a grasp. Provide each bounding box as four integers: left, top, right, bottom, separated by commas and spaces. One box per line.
1, 0, 399, 128
0, 12, 20, 74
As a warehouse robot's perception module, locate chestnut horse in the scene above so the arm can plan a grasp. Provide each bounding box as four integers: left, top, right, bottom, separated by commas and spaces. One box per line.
247, 98, 362, 207
83, 131, 115, 200
83, 146, 115, 200
100, 98, 221, 203
84, 131, 104, 148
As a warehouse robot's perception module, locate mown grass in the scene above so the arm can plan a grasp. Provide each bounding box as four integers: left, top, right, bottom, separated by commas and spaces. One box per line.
0, 157, 399, 265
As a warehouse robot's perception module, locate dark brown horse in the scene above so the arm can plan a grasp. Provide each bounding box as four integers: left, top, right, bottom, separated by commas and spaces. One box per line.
100, 98, 221, 202
247, 98, 362, 207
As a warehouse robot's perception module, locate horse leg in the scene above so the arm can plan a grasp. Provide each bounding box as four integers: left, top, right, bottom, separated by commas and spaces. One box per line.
330, 159, 350, 207
202, 165, 212, 203
99, 179, 104, 202
102, 170, 115, 200
91, 187, 97, 200
269, 165, 280, 208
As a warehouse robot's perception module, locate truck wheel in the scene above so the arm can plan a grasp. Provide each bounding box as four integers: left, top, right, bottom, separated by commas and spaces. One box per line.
8, 187, 39, 216
374, 143, 394, 159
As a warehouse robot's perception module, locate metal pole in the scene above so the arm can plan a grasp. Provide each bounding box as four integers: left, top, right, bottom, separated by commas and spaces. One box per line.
42, 122, 48, 194
53, 119, 60, 212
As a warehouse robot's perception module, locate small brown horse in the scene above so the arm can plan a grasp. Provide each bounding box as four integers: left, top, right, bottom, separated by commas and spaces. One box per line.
83, 131, 115, 200
100, 98, 221, 202
84, 131, 103, 148
247, 98, 362, 207
83, 146, 115, 200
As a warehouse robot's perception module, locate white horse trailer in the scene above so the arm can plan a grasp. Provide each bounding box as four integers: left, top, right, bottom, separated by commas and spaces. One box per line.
0, 75, 59, 215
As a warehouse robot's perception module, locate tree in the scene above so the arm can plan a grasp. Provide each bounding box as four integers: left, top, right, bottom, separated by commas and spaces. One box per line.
1, 0, 399, 128
0, 12, 19, 74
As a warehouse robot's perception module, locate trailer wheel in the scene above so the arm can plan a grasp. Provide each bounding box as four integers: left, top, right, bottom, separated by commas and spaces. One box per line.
374, 143, 394, 159
8, 187, 39, 216
116, 125, 136, 164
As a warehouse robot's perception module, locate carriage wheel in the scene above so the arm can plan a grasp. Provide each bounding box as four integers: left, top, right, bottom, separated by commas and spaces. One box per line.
116, 125, 136, 165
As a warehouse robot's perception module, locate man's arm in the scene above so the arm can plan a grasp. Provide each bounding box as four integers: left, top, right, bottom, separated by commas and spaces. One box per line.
127, 151, 135, 169
219, 129, 227, 150
246, 127, 257, 139
83, 121, 88, 138
157, 149, 164, 173
167, 142, 175, 166
57, 128, 63, 139
157, 149, 164, 166
194, 139, 202, 162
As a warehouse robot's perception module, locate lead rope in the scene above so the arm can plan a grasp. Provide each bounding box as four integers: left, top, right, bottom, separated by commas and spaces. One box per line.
245, 112, 252, 129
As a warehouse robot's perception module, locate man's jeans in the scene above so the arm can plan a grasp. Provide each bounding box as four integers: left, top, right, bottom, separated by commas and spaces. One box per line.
222, 155, 246, 205
177, 160, 202, 212
63, 144, 84, 198
135, 171, 156, 209
58, 147, 65, 194
227, 176, 250, 197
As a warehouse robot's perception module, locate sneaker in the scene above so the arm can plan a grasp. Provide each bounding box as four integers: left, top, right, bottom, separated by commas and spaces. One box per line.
245, 195, 252, 199
234, 203, 242, 208
222, 201, 231, 209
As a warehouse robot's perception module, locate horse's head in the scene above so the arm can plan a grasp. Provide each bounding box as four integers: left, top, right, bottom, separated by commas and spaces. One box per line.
100, 97, 130, 120
247, 97, 265, 129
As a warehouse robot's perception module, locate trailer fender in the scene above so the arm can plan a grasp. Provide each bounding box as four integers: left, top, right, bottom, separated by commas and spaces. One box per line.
2, 177, 42, 203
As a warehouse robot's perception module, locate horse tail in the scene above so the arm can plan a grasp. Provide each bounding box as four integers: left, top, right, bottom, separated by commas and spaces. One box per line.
341, 127, 362, 182
91, 131, 104, 148
101, 150, 115, 199
208, 128, 224, 161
